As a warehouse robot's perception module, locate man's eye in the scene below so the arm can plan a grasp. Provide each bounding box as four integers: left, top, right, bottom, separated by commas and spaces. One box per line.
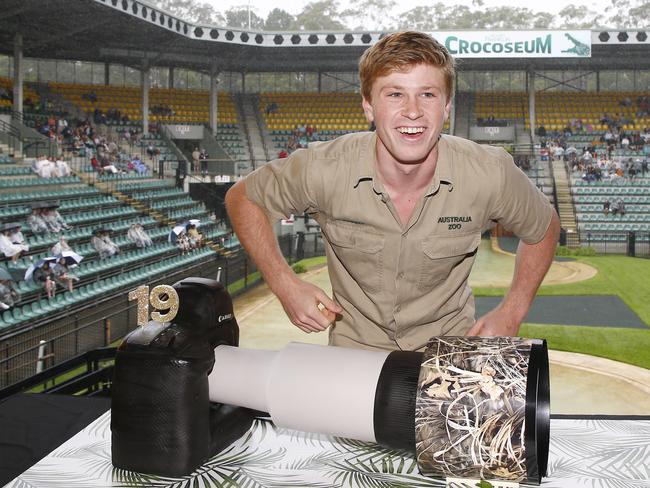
422, 92, 435, 98
388, 92, 402, 97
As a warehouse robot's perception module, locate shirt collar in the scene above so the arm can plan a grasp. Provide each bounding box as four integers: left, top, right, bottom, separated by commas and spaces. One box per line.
352, 132, 454, 196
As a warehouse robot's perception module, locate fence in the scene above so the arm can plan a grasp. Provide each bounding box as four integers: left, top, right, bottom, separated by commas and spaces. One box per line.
578, 230, 650, 257
0, 231, 325, 389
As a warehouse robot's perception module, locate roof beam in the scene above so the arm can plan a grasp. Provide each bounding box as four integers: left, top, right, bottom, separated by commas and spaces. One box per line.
27, 18, 112, 50
0, 1, 41, 22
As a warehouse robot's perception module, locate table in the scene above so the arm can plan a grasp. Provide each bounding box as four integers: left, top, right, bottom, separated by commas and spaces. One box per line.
6, 413, 650, 487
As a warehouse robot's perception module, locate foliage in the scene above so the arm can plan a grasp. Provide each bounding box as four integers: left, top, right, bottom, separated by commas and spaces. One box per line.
151, 0, 650, 30
225, 6, 265, 30
292, 263, 308, 274
294, 0, 347, 31
554, 246, 597, 257
265, 8, 296, 30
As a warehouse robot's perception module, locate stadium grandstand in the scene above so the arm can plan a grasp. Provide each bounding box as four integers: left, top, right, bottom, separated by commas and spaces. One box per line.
0, 0, 649, 483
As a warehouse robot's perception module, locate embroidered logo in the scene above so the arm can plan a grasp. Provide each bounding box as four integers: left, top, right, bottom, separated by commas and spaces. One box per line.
438, 216, 472, 230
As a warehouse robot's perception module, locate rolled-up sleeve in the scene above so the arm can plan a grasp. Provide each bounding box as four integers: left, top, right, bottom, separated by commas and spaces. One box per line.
490, 152, 554, 244
244, 149, 317, 223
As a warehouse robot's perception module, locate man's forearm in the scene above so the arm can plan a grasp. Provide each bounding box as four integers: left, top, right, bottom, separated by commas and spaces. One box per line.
500, 211, 561, 323
224, 181, 295, 293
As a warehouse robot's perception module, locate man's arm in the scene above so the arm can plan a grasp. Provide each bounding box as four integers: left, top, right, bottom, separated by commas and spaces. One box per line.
225, 180, 342, 333
466, 210, 560, 337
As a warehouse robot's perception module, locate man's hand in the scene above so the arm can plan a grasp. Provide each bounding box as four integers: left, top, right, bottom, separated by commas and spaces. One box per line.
465, 305, 521, 337
273, 274, 342, 334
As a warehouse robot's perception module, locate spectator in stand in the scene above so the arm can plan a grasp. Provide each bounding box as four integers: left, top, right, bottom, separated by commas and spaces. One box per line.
175, 229, 191, 254
91, 228, 120, 259
602, 199, 610, 216
127, 223, 153, 248
130, 155, 148, 175
42, 204, 72, 233
0, 278, 20, 310
621, 135, 630, 148
278, 149, 289, 159
0, 223, 28, 262
191, 147, 200, 173
146, 142, 158, 162
617, 199, 626, 216
92, 228, 119, 258
33, 261, 56, 299
50, 235, 73, 256
199, 148, 209, 176
27, 205, 49, 234
100, 155, 120, 174
32, 154, 54, 178
54, 157, 71, 177
52, 256, 79, 293
186, 223, 203, 249
6, 223, 29, 253
90, 155, 104, 175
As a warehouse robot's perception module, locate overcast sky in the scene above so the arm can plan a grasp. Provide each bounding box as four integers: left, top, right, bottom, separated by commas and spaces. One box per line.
203, 0, 612, 20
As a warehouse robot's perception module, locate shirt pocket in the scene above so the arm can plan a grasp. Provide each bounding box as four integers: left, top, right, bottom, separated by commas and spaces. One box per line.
418, 232, 481, 291
323, 220, 385, 294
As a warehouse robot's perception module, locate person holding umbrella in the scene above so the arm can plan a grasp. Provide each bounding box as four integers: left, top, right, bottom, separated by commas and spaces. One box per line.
53, 255, 80, 293
186, 222, 203, 249
32, 260, 56, 299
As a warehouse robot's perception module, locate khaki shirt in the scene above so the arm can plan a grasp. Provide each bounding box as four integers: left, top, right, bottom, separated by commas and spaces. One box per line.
246, 132, 553, 352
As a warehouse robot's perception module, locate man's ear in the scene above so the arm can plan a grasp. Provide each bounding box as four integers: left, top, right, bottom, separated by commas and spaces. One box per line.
361, 96, 374, 123
443, 96, 452, 122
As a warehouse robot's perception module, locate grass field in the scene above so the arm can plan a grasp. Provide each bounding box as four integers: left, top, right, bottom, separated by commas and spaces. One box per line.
474, 255, 650, 369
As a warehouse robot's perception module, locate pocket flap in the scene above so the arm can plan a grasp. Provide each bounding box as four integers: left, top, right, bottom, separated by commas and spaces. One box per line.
324, 220, 384, 253
422, 233, 481, 259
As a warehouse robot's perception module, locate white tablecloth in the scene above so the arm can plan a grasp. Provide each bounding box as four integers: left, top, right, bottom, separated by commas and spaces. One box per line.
6, 414, 650, 487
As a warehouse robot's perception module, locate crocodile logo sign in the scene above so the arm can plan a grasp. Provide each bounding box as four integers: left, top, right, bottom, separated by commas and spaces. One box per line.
562, 33, 591, 56
438, 30, 591, 58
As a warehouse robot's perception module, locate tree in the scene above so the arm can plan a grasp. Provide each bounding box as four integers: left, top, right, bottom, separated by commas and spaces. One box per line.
294, 0, 347, 31
225, 6, 265, 30
152, 0, 224, 24
265, 8, 296, 31
604, 0, 650, 28
341, 0, 397, 31
556, 5, 603, 29
395, 6, 437, 31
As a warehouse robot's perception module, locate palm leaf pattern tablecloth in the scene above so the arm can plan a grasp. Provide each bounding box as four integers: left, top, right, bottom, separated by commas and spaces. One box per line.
6, 414, 650, 488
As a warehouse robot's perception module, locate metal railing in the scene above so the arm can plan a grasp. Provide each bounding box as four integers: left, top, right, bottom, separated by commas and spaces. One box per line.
0, 231, 325, 389
578, 230, 650, 257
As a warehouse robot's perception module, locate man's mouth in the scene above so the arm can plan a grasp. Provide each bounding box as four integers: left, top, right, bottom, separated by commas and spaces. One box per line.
397, 127, 425, 134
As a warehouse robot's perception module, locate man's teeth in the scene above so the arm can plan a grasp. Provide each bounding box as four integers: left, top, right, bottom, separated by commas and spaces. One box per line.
397, 127, 425, 134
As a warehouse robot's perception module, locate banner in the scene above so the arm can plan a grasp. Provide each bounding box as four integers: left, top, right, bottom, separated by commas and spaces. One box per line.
164, 124, 204, 139
437, 31, 591, 58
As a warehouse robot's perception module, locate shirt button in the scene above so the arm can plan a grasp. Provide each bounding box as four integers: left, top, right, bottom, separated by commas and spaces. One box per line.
395, 305, 401, 313
397, 272, 404, 279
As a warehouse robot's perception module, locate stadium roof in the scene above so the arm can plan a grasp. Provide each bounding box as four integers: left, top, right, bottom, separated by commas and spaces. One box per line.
1, 0, 650, 74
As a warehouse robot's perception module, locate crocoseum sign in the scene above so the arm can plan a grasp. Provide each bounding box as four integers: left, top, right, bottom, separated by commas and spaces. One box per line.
435, 30, 591, 58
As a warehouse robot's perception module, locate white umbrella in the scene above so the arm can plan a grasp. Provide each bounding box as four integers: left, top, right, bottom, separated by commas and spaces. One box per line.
24, 257, 57, 282
56, 250, 84, 266
169, 220, 201, 243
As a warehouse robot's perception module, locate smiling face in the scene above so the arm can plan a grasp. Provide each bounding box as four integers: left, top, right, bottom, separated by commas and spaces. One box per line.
362, 63, 451, 168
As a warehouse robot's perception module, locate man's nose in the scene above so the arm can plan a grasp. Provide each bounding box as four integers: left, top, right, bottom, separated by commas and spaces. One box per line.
402, 97, 422, 119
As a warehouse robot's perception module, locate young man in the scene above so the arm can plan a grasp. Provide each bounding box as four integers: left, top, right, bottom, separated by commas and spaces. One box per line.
225, 31, 560, 352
